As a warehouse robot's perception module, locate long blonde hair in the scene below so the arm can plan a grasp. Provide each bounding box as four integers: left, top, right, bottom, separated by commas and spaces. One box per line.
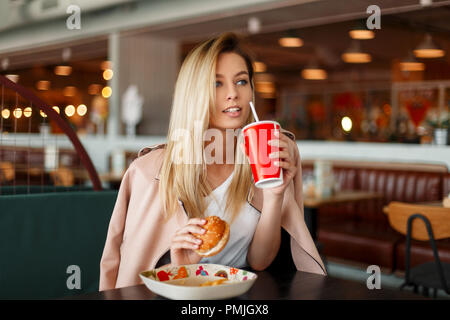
159, 32, 256, 222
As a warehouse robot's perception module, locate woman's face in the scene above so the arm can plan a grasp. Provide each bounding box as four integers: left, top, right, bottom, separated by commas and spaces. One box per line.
210, 52, 252, 131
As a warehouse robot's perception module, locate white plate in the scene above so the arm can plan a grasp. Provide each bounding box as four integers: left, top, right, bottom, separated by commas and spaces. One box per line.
139, 264, 257, 300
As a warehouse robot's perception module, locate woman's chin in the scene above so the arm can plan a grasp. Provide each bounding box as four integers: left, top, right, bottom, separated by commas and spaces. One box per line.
209, 123, 246, 131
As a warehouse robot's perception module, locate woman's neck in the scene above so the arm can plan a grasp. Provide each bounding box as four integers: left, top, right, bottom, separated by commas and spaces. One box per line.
204, 128, 238, 166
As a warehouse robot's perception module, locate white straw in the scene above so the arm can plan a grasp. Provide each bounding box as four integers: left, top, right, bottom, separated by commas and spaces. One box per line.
249, 101, 259, 122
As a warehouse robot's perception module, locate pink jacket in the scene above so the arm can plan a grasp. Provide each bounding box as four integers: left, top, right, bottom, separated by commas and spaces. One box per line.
99, 130, 326, 290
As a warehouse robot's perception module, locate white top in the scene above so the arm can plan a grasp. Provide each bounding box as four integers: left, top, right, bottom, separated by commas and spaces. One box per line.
199, 171, 261, 268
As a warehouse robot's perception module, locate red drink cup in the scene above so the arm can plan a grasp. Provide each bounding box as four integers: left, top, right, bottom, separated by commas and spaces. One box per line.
242, 121, 283, 189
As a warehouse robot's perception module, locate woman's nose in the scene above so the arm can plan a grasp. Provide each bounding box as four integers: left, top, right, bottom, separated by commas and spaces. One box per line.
226, 84, 238, 100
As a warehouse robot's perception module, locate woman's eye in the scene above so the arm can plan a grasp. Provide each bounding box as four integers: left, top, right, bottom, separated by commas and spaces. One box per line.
237, 79, 248, 85
215, 81, 222, 87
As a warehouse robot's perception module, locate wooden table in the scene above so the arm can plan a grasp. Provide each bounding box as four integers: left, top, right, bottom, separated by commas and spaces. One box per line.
63, 270, 423, 300
304, 190, 383, 240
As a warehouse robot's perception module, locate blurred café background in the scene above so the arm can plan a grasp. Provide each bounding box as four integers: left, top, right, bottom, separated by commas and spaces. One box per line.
1, 0, 450, 299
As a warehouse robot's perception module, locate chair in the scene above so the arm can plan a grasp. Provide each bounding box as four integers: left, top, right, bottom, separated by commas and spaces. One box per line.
385, 201, 450, 298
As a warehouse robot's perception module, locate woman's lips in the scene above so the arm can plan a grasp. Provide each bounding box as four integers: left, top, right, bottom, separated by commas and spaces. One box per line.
223, 109, 241, 117
223, 106, 242, 118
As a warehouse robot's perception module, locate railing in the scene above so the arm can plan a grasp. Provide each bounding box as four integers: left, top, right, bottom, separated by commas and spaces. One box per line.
0, 74, 102, 191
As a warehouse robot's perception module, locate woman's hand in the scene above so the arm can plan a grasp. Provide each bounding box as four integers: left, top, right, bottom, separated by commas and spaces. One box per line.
240, 129, 298, 198
170, 218, 206, 266
265, 129, 298, 196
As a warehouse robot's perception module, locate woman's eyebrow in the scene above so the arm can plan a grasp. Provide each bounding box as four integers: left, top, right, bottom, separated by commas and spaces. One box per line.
216, 71, 248, 78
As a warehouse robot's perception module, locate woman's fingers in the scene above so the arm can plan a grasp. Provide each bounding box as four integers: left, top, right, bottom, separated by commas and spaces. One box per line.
269, 150, 290, 160
268, 139, 288, 149
171, 218, 206, 252
173, 232, 202, 243
172, 232, 202, 250
275, 159, 294, 171
174, 218, 206, 237
187, 218, 206, 226
177, 224, 206, 237
172, 234, 202, 249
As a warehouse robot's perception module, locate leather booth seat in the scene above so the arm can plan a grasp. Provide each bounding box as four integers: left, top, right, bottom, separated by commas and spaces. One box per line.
302, 161, 449, 272
395, 239, 450, 271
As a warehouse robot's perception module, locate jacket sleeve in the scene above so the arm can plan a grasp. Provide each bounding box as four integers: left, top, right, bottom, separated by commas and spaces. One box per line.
280, 128, 302, 207
99, 164, 134, 291
281, 128, 327, 275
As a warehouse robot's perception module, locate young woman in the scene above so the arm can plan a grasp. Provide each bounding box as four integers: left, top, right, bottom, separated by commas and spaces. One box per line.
100, 32, 325, 291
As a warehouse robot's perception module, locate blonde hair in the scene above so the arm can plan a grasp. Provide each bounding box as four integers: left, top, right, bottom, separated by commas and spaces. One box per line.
159, 32, 256, 223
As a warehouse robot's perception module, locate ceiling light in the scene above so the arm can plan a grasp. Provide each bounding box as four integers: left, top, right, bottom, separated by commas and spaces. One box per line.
400, 62, 425, 72
103, 69, 114, 81
341, 41, 372, 63
101, 60, 112, 70
88, 84, 102, 95
52, 106, 60, 114
23, 107, 32, 118
254, 73, 275, 94
54, 65, 72, 76
65, 105, 76, 117
349, 29, 375, 40
255, 80, 276, 98
36, 80, 50, 91
400, 53, 425, 72
254, 61, 267, 73
302, 68, 328, 80
13, 108, 22, 119
1, 109, 10, 119
341, 116, 352, 132
414, 34, 445, 58
279, 36, 303, 47
349, 21, 375, 40
255, 81, 275, 94
63, 86, 77, 97
102, 86, 112, 98
77, 104, 87, 116
279, 30, 303, 47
